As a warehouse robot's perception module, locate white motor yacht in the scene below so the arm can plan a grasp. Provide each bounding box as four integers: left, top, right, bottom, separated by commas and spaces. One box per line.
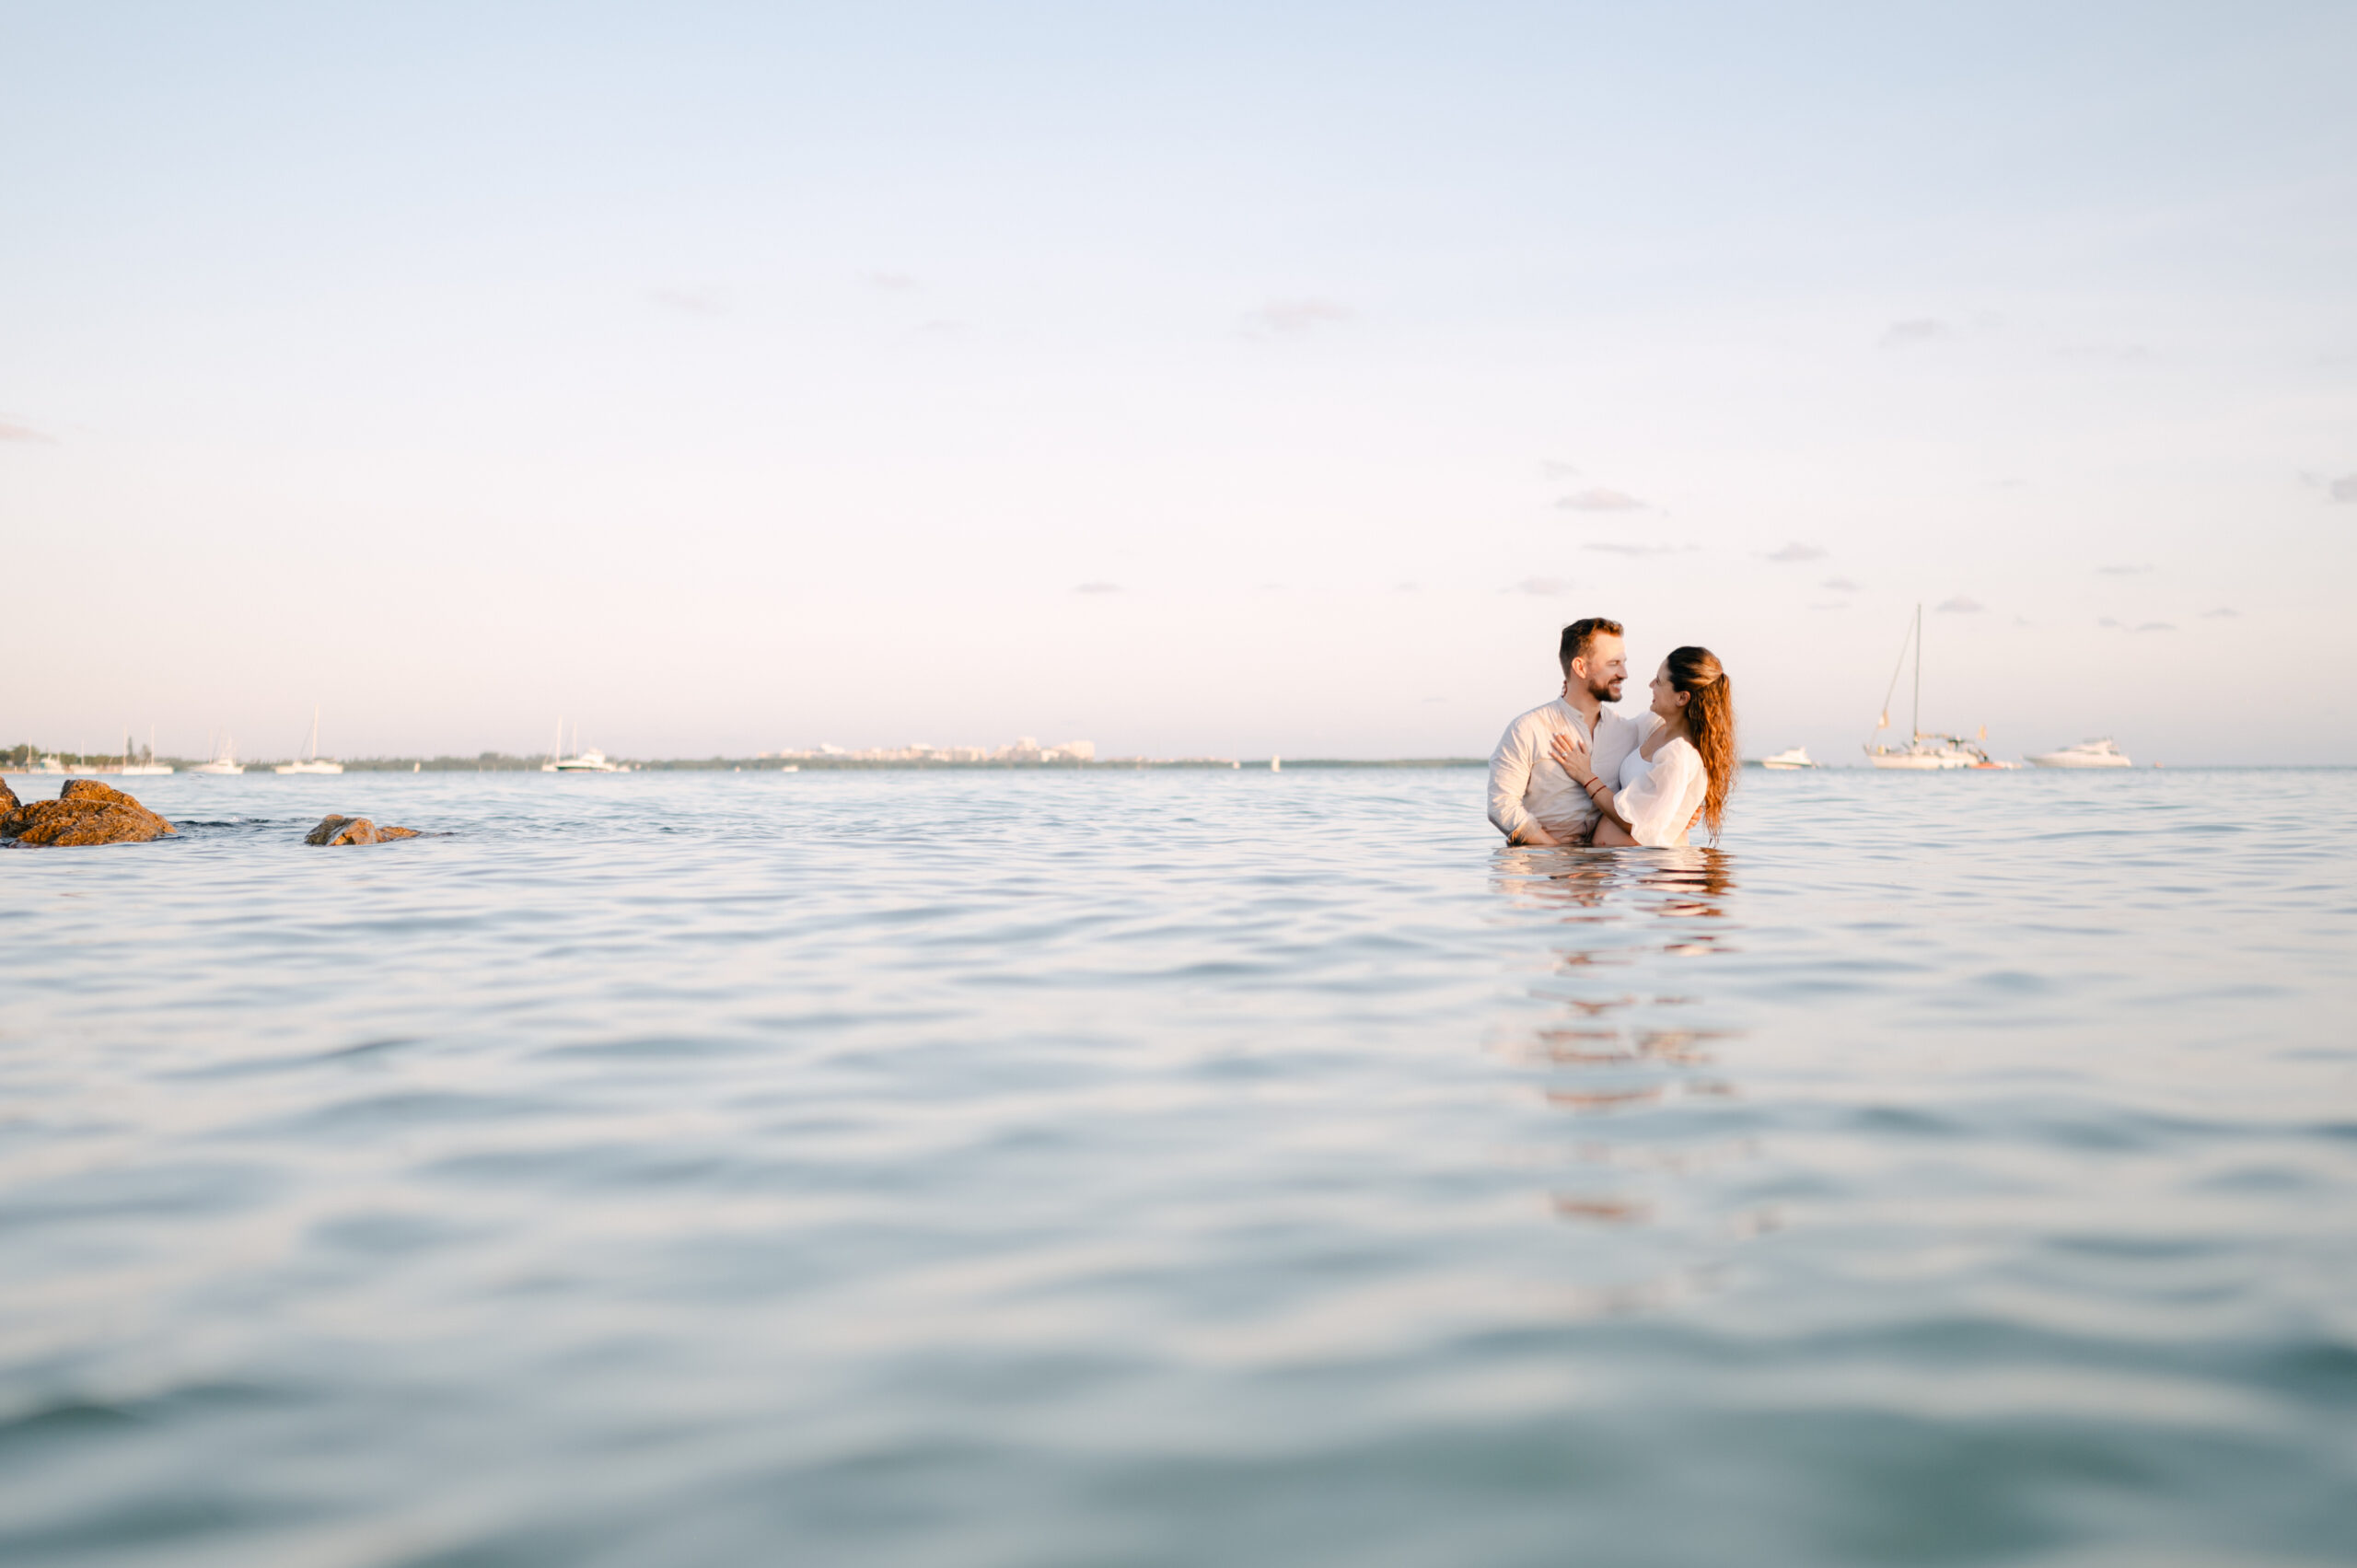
191, 737, 245, 775
2028, 738, 2133, 769
32, 753, 69, 775
276, 707, 344, 774
543, 721, 622, 772
1758, 747, 1817, 770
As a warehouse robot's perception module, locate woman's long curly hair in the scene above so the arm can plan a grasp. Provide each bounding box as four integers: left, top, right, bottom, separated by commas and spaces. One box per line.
1666, 645, 1736, 839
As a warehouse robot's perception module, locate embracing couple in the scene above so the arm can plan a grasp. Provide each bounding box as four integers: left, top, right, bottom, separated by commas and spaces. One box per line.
1487, 618, 1736, 848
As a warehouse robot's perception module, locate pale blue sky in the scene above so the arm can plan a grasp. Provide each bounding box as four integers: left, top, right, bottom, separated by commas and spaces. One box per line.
5, 2, 2352, 761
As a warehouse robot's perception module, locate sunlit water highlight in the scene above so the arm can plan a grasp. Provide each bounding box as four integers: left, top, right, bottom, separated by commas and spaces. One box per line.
3, 767, 2353, 1566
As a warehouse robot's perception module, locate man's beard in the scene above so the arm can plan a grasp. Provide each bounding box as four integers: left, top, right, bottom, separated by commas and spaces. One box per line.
1586, 677, 1623, 703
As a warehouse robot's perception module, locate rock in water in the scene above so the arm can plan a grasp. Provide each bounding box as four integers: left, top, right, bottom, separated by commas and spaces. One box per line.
0, 777, 18, 815
1, 780, 178, 846
305, 815, 421, 846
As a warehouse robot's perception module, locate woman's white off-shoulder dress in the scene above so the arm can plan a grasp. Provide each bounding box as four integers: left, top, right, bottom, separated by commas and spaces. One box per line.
1612, 720, 1707, 847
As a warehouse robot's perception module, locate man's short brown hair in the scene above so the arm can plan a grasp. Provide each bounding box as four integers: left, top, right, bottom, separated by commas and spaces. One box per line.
1560, 618, 1625, 672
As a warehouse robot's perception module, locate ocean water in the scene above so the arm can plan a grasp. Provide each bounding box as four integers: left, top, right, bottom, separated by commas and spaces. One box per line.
2, 766, 2352, 1567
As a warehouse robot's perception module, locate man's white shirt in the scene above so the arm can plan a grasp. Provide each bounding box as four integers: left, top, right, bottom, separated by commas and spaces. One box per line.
1487, 698, 1643, 842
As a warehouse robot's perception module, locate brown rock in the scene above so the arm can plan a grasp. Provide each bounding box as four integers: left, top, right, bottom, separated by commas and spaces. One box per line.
60, 779, 149, 808
304, 815, 420, 845
1, 780, 177, 846
0, 777, 18, 815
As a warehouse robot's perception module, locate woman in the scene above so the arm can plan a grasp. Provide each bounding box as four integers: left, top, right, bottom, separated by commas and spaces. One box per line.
1548, 645, 1735, 846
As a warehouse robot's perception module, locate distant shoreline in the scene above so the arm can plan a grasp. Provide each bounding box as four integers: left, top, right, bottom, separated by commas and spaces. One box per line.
4, 754, 1491, 774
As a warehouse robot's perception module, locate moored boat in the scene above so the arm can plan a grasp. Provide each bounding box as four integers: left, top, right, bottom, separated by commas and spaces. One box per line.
1864, 606, 2001, 771
2027, 738, 2132, 769
275, 707, 344, 774
191, 737, 245, 775
1758, 747, 1817, 770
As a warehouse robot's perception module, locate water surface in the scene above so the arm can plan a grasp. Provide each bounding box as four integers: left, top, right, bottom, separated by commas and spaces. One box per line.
3, 767, 2352, 1565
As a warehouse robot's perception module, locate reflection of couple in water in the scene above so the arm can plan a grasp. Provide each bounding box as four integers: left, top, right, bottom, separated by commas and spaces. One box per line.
1488, 618, 1737, 849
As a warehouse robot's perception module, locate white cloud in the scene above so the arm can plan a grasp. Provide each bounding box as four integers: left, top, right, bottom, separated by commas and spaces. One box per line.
1767, 542, 1828, 563
646, 285, 728, 316
1240, 297, 1352, 336
2132, 621, 2176, 633
2202, 607, 2239, 618
1821, 576, 1861, 592
1880, 318, 1947, 347
1936, 596, 1984, 613
1556, 488, 1647, 513
2334, 474, 2357, 505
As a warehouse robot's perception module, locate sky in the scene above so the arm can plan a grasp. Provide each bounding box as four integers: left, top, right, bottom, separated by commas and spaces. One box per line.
4, 1, 2353, 763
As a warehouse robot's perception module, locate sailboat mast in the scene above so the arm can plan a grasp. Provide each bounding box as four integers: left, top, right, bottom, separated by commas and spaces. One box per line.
1911, 603, 1923, 738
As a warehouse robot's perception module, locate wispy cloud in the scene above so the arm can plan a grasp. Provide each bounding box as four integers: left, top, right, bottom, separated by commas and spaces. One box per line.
1507, 576, 1573, 597
1556, 488, 1646, 513
2336, 475, 2357, 505
0, 418, 52, 444
2202, 607, 2238, 618
1767, 542, 1828, 563
1584, 542, 1688, 556
1821, 576, 1860, 592
2096, 563, 2151, 575
1075, 581, 1122, 595
1880, 318, 1947, 348
1240, 297, 1352, 337
646, 286, 729, 316
865, 270, 920, 292
2056, 343, 2150, 363
1936, 597, 1984, 613
2098, 617, 2122, 629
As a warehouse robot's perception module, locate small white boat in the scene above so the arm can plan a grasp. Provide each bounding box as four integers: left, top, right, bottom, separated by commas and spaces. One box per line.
1864, 605, 1985, 771
32, 753, 69, 775
191, 737, 245, 775
117, 726, 174, 776
275, 707, 344, 774
1870, 737, 1980, 771
1758, 747, 1817, 770
543, 720, 621, 772
2028, 737, 2133, 769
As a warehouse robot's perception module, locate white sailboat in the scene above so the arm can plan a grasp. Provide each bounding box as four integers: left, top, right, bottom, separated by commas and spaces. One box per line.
191, 736, 245, 775
1757, 747, 1817, 770
1865, 605, 1985, 770
119, 726, 174, 776
543, 720, 621, 772
2028, 738, 2133, 769
276, 707, 344, 774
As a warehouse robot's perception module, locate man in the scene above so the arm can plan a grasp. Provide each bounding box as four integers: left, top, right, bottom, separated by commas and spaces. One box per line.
1487, 617, 1638, 846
